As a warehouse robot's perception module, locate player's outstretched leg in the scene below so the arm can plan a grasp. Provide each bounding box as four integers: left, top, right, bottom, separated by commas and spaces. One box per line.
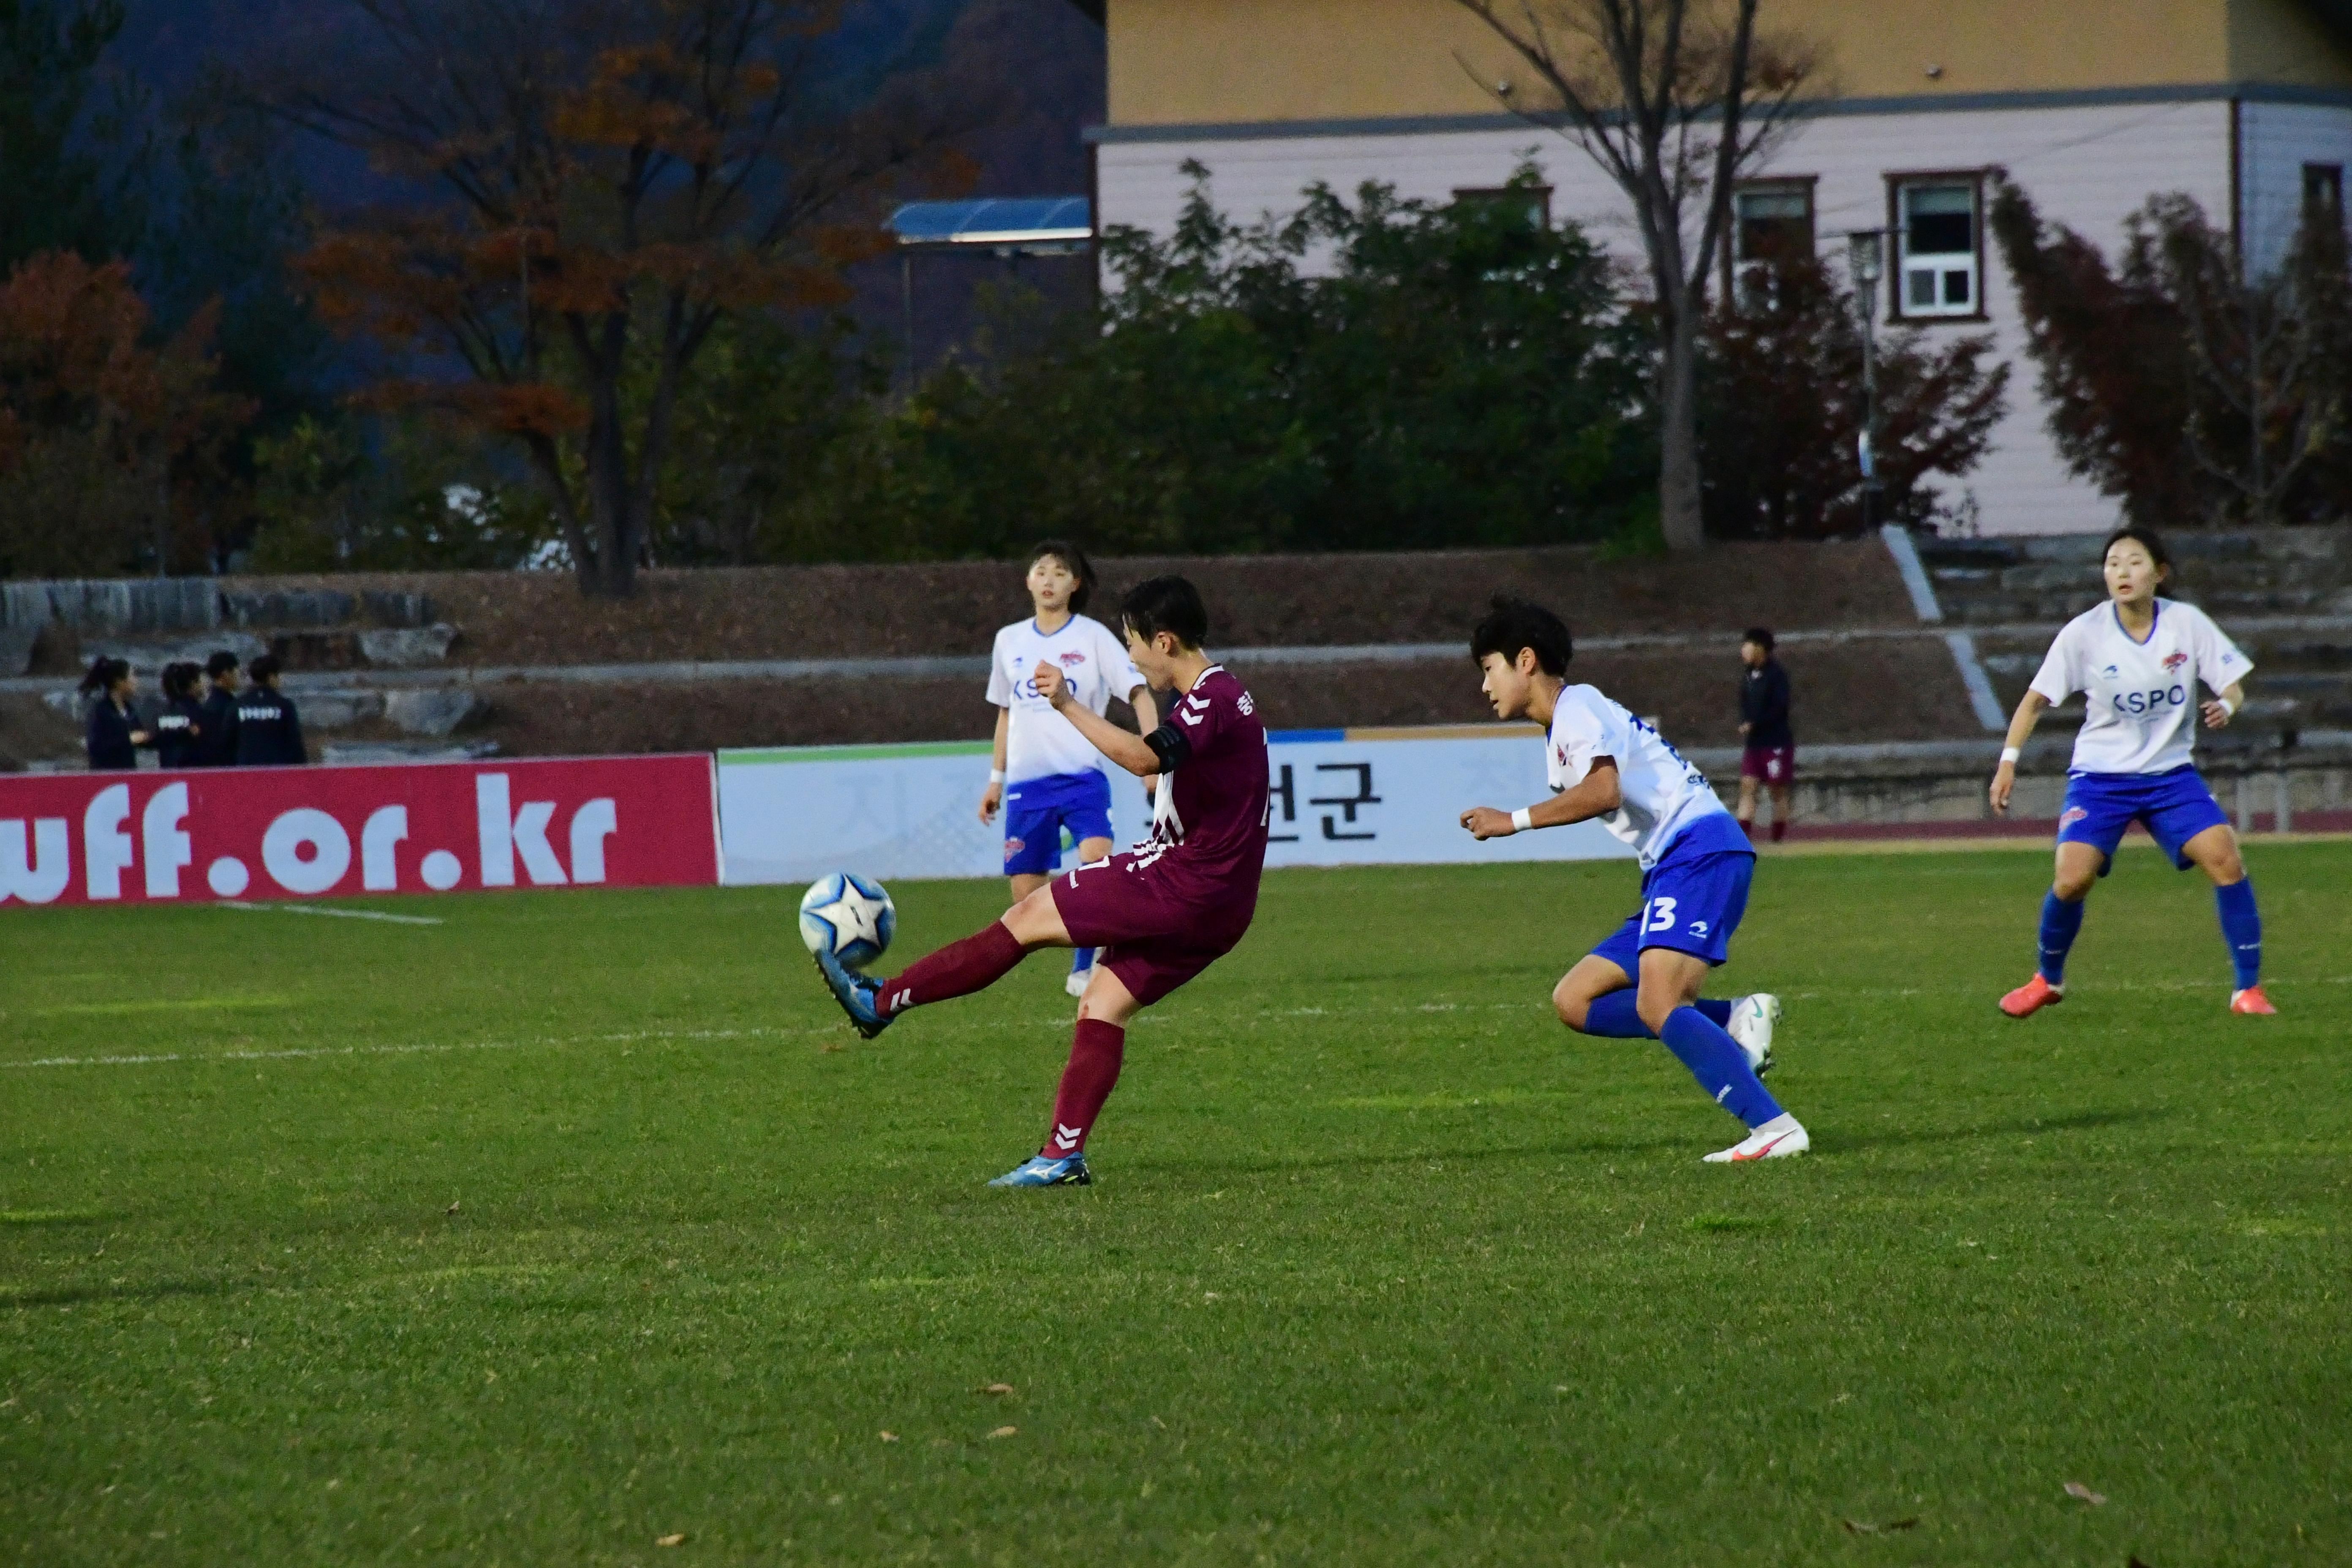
2003, 844, 2100, 1018
818, 889, 1069, 1039
991, 971, 1139, 1188
1556, 953, 1778, 1076
1631, 950, 1807, 1162
2175, 824, 2273, 1013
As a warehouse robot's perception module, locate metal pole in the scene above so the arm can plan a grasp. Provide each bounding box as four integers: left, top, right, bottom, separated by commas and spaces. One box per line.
901, 252, 916, 397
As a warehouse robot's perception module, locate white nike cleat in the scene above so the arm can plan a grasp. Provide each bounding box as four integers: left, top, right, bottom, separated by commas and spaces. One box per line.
1066, 967, 1093, 999
1703, 1113, 1809, 1163
1726, 993, 1782, 1077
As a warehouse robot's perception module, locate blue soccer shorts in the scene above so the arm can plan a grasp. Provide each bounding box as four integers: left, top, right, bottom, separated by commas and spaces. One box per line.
1589, 844, 1755, 972
1002, 770, 1115, 877
2056, 764, 2229, 871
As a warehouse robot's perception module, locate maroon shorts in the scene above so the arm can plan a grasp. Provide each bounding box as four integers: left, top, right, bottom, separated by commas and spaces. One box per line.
1049, 849, 1256, 1007
1740, 745, 1796, 784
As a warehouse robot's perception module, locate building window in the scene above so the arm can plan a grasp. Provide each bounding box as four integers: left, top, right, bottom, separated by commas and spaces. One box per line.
1892, 177, 1983, 318
2305, 163, 2344, 216
1731, 181, 1816, 308
1452, 185, 1552, 226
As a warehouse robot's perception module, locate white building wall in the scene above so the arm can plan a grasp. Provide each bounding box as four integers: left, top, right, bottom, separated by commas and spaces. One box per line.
1096, 99, 2236, 536
2239, 100, 2352, 273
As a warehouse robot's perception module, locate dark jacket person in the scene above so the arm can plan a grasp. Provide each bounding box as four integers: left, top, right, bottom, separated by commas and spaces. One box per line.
153, 662, 207, 770
80, 656, 150, 771
199, 651, 242, 767
232, 654, 308, 767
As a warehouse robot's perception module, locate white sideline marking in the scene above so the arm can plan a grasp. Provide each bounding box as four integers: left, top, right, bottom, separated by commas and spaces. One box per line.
0, 1024, 815, 1071
218, 901, 444, 926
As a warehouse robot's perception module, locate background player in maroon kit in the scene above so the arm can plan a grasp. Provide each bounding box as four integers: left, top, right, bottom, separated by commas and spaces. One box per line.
811, 575, 1270, 1187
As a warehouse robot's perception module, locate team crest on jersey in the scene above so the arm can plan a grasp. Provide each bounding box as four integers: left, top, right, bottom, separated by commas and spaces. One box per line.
1003, 837, 1026, 862
2162, 651, 2188, 672
2060, 807, 2088, 827
1059, 651, 1086, 666
1236, 691, 1255, 715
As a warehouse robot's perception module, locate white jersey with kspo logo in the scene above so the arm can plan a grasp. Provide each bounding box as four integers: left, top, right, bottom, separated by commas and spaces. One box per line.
1546, 683, 1736, 870
986, 613, 1148, 784
2028, 599, 2252, 776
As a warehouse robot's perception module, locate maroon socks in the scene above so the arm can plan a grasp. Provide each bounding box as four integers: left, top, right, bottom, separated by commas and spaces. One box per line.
1043, 1018, 1126, 1157
878, 921, 1026, 1016
1769, 819, 1789, 843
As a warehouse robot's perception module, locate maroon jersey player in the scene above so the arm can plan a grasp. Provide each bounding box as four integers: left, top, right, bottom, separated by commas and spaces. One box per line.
811, 574, 1271, 1188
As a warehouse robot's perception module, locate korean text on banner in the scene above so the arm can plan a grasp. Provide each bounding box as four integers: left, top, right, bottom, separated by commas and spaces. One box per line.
715, 731, 1633, 886
0, 755, 719, 909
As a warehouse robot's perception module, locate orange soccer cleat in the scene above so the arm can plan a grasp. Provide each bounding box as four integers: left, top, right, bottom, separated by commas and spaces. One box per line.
2229, 985, 2278, 1015
1999, 974, 2064, 1018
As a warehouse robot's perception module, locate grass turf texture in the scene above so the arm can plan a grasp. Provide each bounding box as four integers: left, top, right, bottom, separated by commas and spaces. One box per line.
2, 847, 2347, 1565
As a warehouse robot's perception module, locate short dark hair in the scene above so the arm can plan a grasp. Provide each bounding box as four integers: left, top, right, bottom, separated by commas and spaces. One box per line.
2101, 524, 2172, 576
162, 661, 199, 701
1121, 575, 1208, 651
1742, 627, 1776, 653
248, 652, 283, 684
1029, 539, 1096, 614
205, 651, 240, 679
1470, 596, 1573, 677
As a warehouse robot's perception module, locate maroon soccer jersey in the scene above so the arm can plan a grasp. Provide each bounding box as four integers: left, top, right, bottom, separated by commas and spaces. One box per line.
1139, 665, 1270, 909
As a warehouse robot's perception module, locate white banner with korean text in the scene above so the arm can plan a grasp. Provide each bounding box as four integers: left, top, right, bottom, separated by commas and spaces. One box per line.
715, 728, 1634, 887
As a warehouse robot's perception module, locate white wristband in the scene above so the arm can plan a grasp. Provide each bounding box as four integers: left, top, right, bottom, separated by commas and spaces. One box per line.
2218, 695, 2238, 718
1511, 807, 1533, 832
1999, 747, 2020, 765
988, 769, 1006, 784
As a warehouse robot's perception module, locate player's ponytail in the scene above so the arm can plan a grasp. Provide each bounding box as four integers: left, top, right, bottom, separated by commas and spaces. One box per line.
1030, 539, 1095, 613
78, 655, 130, 699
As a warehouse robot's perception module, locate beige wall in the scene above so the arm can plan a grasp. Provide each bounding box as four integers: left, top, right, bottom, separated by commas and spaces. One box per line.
1108, 0, 2349, 126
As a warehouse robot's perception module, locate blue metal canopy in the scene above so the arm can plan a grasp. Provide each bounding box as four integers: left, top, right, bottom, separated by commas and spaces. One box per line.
887, 196, 1093, 249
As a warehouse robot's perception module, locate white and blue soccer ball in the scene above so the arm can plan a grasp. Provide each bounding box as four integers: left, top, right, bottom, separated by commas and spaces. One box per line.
798, 872, 896, 969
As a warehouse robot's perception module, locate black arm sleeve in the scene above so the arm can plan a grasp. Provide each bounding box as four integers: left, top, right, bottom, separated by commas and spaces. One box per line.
1143, 724, 1193, 774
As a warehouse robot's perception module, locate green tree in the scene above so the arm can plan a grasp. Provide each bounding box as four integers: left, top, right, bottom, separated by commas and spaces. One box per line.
0, 0, 139, 269
879, 163, 1651, 558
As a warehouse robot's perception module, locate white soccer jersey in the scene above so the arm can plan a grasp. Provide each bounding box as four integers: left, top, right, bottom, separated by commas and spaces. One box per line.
2028, 599, 2252, 776
987, 614, 1149, 784
1546, 685, 1735, 869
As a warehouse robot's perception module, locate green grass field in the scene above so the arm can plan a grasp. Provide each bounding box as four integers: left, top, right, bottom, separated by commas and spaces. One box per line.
2, 844, 2347, 1565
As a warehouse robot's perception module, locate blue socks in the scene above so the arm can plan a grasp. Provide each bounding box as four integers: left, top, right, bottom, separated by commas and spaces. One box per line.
2215, 879, 2262, 990
1072, 946, 1097, 976
2038, 892, 2085, 985
1575, 991, 1731, 1039
2037, 882, 2260, 991
1658, 1006, 1783, 1128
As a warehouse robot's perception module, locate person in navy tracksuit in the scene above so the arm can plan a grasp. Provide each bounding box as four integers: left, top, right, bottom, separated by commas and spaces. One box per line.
80, 656, 151, 771
199, 651, 242, 767
232, 653, 308, 766
153, 662, 208, 769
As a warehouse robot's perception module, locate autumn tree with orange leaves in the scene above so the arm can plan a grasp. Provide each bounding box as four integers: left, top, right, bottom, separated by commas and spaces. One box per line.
0, 252, 253, 577
270, 0, 977, 596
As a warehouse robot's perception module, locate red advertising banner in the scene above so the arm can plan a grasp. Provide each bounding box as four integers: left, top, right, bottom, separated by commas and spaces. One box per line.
0, 755, 718, 909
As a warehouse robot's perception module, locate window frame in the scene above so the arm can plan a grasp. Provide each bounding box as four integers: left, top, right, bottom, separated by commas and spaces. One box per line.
2304, 162, 2345, 218
1885, 170, 1991, 324
1731, 176, 1819, 265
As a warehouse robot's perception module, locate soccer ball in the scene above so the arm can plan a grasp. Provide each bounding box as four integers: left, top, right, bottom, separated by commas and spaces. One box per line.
798, 872, 896, 969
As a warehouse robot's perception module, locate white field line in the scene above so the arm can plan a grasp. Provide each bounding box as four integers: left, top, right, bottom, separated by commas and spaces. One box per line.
0, 1024, 824, 1071
216, 901, 444, 926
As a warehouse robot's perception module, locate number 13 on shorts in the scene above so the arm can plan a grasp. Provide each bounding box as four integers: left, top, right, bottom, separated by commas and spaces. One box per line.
1644, 896, 1679, 934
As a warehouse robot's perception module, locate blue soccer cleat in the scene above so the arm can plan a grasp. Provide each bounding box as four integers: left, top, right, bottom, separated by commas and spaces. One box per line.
812, 945, 891, 1039
987, 1152, 1092, 1188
